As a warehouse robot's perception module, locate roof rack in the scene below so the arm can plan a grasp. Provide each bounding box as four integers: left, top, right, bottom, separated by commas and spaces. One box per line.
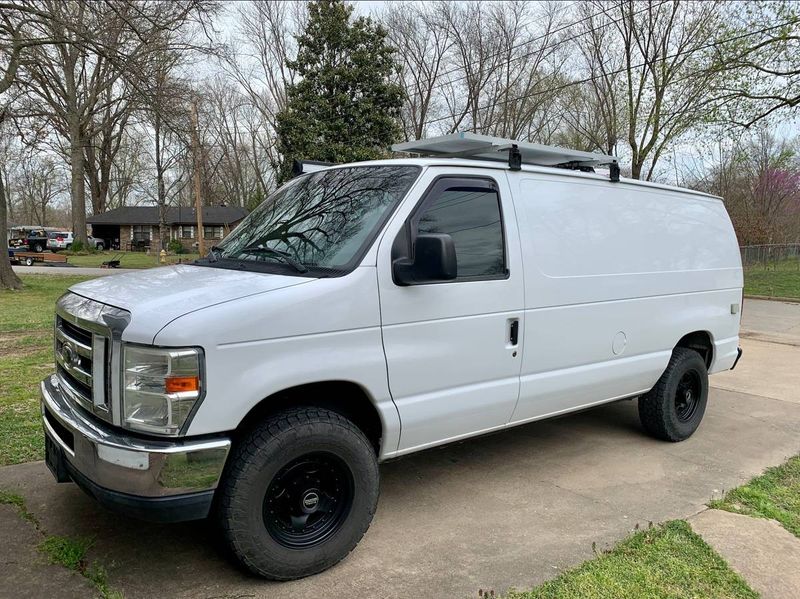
392, 132, 621, 182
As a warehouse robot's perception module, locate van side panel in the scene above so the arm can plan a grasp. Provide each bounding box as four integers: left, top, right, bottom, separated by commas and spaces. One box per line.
155, 267, 402, 458
509, 175, 742, 424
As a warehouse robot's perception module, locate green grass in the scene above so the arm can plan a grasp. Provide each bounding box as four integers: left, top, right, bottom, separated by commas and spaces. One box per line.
502, 521, 756, 599
39, 535, 93, 571
65, 250, 199, 269
39, 535, 124, 598
0, 490, 38, 525
0, 275, 92, 465
710, 454, 800, 538
744, 260, 800, 298
2, 489, 122, 597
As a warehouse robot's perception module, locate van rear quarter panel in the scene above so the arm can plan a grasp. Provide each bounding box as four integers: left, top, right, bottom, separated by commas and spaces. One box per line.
509, 173, 742, 424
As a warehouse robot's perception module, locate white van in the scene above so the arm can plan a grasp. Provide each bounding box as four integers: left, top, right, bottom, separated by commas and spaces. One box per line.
41, 133, 743, 580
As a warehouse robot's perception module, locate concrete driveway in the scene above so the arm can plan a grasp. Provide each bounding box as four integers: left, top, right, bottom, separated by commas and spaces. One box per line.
1, 299, 798, 598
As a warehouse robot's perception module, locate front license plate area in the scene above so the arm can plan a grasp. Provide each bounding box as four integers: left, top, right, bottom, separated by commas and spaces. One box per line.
45, 433, 71, 483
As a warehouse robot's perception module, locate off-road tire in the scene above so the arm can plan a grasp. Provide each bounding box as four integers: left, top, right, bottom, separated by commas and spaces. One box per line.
639, 347, 708, 442
218, 407, 379, 580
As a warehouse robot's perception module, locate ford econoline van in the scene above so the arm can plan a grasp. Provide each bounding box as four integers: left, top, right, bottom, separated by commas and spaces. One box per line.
41, 133, 743, 580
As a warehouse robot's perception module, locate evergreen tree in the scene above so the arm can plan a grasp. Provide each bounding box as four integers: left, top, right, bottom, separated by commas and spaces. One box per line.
275, 0, 403, 183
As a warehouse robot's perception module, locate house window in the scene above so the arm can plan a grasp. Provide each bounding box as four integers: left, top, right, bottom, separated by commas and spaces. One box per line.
132, 225, 151, 242
203, 226, 223, 240
180, 226, 195, 239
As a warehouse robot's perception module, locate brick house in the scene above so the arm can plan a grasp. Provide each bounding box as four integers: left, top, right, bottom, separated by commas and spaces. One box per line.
87, 206, 249, 252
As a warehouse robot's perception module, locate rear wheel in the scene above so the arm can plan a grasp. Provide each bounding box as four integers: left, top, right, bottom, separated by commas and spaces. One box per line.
218, 407, 379, 580
638, 347, 708, 442
32, 243, 43, 253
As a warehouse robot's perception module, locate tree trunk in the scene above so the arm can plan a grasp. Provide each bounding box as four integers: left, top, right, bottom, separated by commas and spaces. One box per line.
69, 117, 88, 245
0, 171, 22, 290
154, 113, 169, 251
191, 102, 205, 256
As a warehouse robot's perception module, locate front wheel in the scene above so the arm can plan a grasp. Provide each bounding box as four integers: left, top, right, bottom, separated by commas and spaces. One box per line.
638, 347, 708, 442
218, 407, 379, 580
96, 243, 104, 251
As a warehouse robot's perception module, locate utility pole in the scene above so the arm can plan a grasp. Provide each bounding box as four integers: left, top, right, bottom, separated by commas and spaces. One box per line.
191, 101, 205, 256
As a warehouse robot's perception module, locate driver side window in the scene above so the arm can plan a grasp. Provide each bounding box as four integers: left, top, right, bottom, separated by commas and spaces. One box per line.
416, 182, 506, 279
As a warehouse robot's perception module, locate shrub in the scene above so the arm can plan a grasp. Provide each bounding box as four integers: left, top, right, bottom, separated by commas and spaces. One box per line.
168, 239, 186, 254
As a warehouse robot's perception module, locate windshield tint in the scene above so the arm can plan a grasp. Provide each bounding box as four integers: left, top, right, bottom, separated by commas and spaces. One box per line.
214, 165, 420, 273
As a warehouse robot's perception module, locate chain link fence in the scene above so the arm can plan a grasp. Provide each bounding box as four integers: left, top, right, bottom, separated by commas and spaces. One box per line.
740, 244, 800, 270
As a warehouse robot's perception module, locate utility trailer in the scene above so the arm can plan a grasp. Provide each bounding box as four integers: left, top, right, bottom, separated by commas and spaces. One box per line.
8, 249, 69, 267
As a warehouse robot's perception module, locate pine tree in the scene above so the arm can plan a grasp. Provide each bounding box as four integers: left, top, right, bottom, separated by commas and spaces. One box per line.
275, 0, 403, 183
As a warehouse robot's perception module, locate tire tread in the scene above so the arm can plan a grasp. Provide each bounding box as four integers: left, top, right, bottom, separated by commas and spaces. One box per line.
639, 347, 707, 442
218, 406, 377, 580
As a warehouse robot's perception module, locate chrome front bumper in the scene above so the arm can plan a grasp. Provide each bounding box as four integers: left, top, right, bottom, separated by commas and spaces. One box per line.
41, 374, 230, 500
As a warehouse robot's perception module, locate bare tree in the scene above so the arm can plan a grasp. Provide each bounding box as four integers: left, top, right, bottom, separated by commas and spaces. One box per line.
561, 2, 626, 155
136, 38, 192, 250
482, 1, 567, 142
384, 2, 451, 141
225, 1, 304, 174
83, 82, 133, 215
201, 78, 273, 209
612, 0, 726, 180
17, 0, 215, 245
106, 126, 150, 210
18, 152, 62, 225
435, 1, 505, 134
0, 0, 53, 288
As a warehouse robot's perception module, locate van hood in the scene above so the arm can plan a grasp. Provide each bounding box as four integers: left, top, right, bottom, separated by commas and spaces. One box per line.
69, 264, 314, 344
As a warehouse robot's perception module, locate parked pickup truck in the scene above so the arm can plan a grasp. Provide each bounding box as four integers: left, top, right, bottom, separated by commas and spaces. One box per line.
41, 133, 743, 581
24, 229, 49, 253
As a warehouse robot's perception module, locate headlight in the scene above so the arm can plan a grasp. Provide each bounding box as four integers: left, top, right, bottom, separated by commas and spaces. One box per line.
122, 345, 204, 435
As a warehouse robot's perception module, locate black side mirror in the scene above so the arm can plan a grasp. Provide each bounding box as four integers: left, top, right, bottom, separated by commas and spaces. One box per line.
393, 233, 457, 285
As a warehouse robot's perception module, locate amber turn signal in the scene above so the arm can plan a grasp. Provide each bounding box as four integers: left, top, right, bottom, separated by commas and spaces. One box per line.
165, 376, 199, 393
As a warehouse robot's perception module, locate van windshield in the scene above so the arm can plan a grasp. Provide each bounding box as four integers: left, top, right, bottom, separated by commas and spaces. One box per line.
203, 165, 420, 276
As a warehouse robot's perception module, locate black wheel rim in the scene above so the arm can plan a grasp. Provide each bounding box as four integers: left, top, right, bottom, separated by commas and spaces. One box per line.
675, 370, 701, 422
263, 452, 354, 549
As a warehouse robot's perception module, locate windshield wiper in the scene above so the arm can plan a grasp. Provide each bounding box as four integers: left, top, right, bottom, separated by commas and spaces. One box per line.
239, 246, 308, 273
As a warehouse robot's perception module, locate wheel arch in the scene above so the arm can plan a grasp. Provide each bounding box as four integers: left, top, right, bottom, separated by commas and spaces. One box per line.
233, 380, 385, 455
675, 330, 714, 369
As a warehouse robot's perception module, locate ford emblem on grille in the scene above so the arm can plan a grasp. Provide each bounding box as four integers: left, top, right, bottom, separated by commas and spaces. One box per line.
60, 341, 81, 368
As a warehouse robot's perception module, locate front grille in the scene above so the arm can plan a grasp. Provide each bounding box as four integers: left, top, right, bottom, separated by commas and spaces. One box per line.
54, 293, 130, 426
55, 313, 110, 421
59, 318, 93, 347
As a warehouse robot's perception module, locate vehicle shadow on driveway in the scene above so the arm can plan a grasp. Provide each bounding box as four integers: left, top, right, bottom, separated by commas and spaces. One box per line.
3, 389, 799, 599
